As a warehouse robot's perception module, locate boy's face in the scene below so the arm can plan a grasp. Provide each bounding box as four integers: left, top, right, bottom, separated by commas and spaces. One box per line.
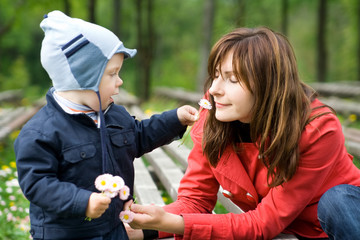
89, 53, 124, 111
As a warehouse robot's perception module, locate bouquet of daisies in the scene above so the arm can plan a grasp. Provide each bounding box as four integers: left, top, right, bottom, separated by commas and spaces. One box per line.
94, 173, 134, 223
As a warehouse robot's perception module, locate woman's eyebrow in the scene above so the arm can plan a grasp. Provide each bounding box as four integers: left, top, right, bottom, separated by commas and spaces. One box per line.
221, 70, 234, 76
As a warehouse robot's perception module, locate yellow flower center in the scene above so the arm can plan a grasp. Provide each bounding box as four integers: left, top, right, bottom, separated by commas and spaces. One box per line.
124, 215, 129, 220
101, 180, 106, 186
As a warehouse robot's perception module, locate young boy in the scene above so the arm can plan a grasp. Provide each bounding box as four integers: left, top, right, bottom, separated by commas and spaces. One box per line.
14, 10, 198, 240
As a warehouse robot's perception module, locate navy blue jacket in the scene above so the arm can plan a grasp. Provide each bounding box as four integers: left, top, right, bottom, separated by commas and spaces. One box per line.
14, 89, 186, 239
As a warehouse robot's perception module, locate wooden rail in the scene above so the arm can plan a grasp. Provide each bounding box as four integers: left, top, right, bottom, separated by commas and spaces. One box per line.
0, 97, 45, 142
0, 89, 23, 103
311, 82, 360, 99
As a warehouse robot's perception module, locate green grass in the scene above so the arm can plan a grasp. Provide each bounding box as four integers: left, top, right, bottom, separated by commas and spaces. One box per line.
0, 131, 31, 240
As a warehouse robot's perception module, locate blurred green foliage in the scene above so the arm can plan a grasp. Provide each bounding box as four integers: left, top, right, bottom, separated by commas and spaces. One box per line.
0, 0, 359, 99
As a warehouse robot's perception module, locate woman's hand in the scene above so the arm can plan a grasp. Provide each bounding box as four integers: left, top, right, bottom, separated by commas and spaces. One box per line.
125, 223, 144, 240
129, 203, 185, 235
123, 200, 145, 240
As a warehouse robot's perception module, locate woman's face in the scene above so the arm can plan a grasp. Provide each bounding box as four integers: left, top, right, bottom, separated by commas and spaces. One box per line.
209, 51, 254, 123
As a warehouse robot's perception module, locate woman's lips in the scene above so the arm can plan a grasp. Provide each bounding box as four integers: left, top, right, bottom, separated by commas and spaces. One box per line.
215, 102, 229, 108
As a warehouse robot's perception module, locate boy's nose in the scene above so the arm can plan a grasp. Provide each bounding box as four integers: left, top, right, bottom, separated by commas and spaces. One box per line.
117, 78, 123, 87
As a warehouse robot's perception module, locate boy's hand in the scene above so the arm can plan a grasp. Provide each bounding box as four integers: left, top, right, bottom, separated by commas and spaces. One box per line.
85, 192, 111, 219
177, 105, 199, 126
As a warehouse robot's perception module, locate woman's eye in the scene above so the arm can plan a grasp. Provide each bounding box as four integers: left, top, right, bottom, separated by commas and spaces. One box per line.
224, 76, 237, 83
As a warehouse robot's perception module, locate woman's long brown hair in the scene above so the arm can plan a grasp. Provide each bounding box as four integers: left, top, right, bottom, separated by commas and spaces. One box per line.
203, 27, 331, 187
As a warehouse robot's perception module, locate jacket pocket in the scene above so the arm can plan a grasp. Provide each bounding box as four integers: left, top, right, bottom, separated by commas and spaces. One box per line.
109, 130, 135, 148
60, 143, 98, 188
62, 143, 96, 163
109, 130, 136, 173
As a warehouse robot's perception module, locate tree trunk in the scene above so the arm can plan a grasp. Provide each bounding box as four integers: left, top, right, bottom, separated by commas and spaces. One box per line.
88, 0, 96, 23
112, 0, 121, 37
235, 0, 246, 27
135, 0, 153, 101
317, 0, 327, 82
281, 0, 288, 36
143, 0, 153, 100
64, 0, 71, 16
135, 0, 143, 100
196, 0, 215, 92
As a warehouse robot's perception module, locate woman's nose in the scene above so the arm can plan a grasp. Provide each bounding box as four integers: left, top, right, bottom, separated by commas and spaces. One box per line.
209, 77, 222, 96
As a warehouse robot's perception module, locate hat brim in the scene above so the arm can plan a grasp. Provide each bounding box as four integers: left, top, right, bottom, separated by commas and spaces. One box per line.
116, 45, 137, 59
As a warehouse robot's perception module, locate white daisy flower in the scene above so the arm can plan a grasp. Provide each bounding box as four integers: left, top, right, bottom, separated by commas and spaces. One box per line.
119, 210, 134, 223
119, 185, 130, 200
198, 99, 212, 110
94, 173, 113, 191
109, 176, 125, 192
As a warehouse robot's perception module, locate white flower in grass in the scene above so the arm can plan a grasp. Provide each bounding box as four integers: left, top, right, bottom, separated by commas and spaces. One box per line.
119, 210, 134, 223
198, 99, 212, 110
109, 176, 125, 192
119, 185, 130, 200
95, 173, 113, 191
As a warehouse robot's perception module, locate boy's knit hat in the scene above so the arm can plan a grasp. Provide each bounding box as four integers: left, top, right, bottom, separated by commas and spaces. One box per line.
40, 10, 137, 92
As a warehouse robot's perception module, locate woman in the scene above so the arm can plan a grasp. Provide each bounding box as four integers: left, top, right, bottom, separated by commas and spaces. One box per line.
126, 27, 360, 239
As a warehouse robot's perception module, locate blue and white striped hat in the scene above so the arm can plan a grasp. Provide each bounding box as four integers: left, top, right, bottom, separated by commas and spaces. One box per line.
40, 10, 137, 92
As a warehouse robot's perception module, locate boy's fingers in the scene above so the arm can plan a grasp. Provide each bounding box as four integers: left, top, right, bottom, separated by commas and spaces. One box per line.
187, 106, 198, 116
100, 195, 111, 204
